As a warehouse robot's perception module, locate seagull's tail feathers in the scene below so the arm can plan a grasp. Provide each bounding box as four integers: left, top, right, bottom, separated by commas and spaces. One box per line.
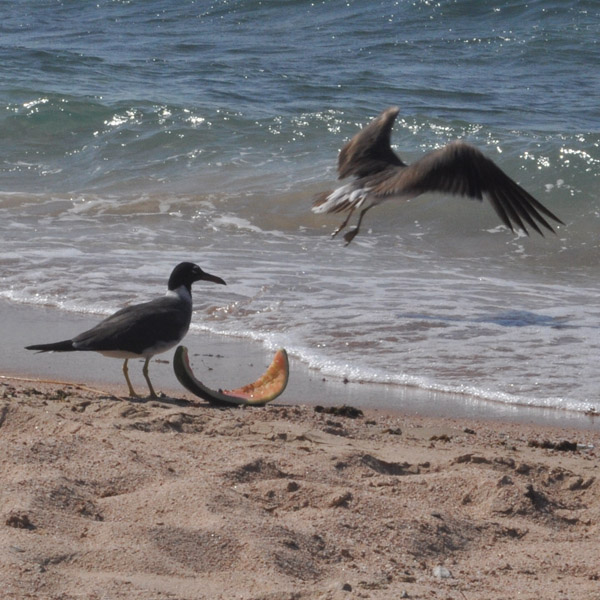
312, 190, 333, 212
25, 339, 75, 353
312, 184, 368, 215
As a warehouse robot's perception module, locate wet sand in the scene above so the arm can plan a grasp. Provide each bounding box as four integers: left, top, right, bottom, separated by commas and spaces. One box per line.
3, 300, 598, 429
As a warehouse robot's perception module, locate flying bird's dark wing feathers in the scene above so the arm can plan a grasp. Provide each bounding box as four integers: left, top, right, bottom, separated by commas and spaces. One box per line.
495, 184, 538, 234
513, 181, 559, 233
486, 189, 515, 232
493, 187, 527, 233
337, 107, 404, 179
372, 142, 485, 198
505, 175, 562, 225
73, 298, 190, 354
371, 140, 562, 235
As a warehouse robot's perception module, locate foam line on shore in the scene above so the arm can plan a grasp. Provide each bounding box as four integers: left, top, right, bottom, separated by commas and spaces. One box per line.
2, 300, 598, 431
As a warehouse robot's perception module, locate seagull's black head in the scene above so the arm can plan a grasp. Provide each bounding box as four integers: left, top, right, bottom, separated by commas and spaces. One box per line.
168, 262, 226, 292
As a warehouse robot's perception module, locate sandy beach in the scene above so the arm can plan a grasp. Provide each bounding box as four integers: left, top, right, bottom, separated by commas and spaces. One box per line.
1, 362, 600, 599
2, 1, 599, 597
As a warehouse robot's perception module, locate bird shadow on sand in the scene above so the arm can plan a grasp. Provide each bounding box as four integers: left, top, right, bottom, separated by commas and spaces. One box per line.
103, 393, 200, 409
109, 392, 261, 411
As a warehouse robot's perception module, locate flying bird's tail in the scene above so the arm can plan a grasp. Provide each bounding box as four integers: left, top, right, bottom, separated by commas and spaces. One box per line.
312, 183, 369, 215
312, 190, 332, 212
25, 340, 75, 352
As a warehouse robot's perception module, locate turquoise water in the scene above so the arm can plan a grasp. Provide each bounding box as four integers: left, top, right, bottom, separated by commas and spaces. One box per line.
1, 0, 599, 414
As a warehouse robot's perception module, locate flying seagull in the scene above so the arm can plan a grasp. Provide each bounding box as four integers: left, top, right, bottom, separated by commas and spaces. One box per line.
25, 262, 226, 398
312, 106, 564, 245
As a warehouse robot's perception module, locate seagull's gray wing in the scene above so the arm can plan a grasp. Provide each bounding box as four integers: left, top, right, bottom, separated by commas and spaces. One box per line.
372, 141, 564, 235
337, 106, 405, 179
73, 297, 190, 355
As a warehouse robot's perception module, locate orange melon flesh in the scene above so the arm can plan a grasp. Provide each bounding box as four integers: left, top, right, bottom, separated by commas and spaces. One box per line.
222, 349, 289, 402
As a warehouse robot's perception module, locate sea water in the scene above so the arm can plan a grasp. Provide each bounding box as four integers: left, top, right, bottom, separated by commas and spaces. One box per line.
1, 0, 599, 415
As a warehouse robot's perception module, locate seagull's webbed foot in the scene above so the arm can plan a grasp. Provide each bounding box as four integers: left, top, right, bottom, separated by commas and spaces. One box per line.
331, 225, 343, 239
343, 227, 360, 246
342, 205, 372, 246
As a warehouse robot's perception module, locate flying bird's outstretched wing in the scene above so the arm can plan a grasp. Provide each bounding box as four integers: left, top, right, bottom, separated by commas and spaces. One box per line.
337, 106, 404, 179
371, 140, 563, 235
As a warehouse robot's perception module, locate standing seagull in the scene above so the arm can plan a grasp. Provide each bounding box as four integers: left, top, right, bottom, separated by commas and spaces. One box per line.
313, 106, 564, 245
25, 262, 226, 398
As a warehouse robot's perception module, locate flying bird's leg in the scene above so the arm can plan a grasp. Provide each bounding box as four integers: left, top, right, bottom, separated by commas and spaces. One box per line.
331, 206, 356, 238
343, 204, 374, 246
122, 358, 138, 398
142, 357, 158, 399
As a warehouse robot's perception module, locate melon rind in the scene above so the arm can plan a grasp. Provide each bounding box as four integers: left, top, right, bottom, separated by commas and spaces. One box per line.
173, 345, 289, 406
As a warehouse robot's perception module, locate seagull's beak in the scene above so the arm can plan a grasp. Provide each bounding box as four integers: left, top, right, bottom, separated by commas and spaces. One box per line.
200, 271, 226, 286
